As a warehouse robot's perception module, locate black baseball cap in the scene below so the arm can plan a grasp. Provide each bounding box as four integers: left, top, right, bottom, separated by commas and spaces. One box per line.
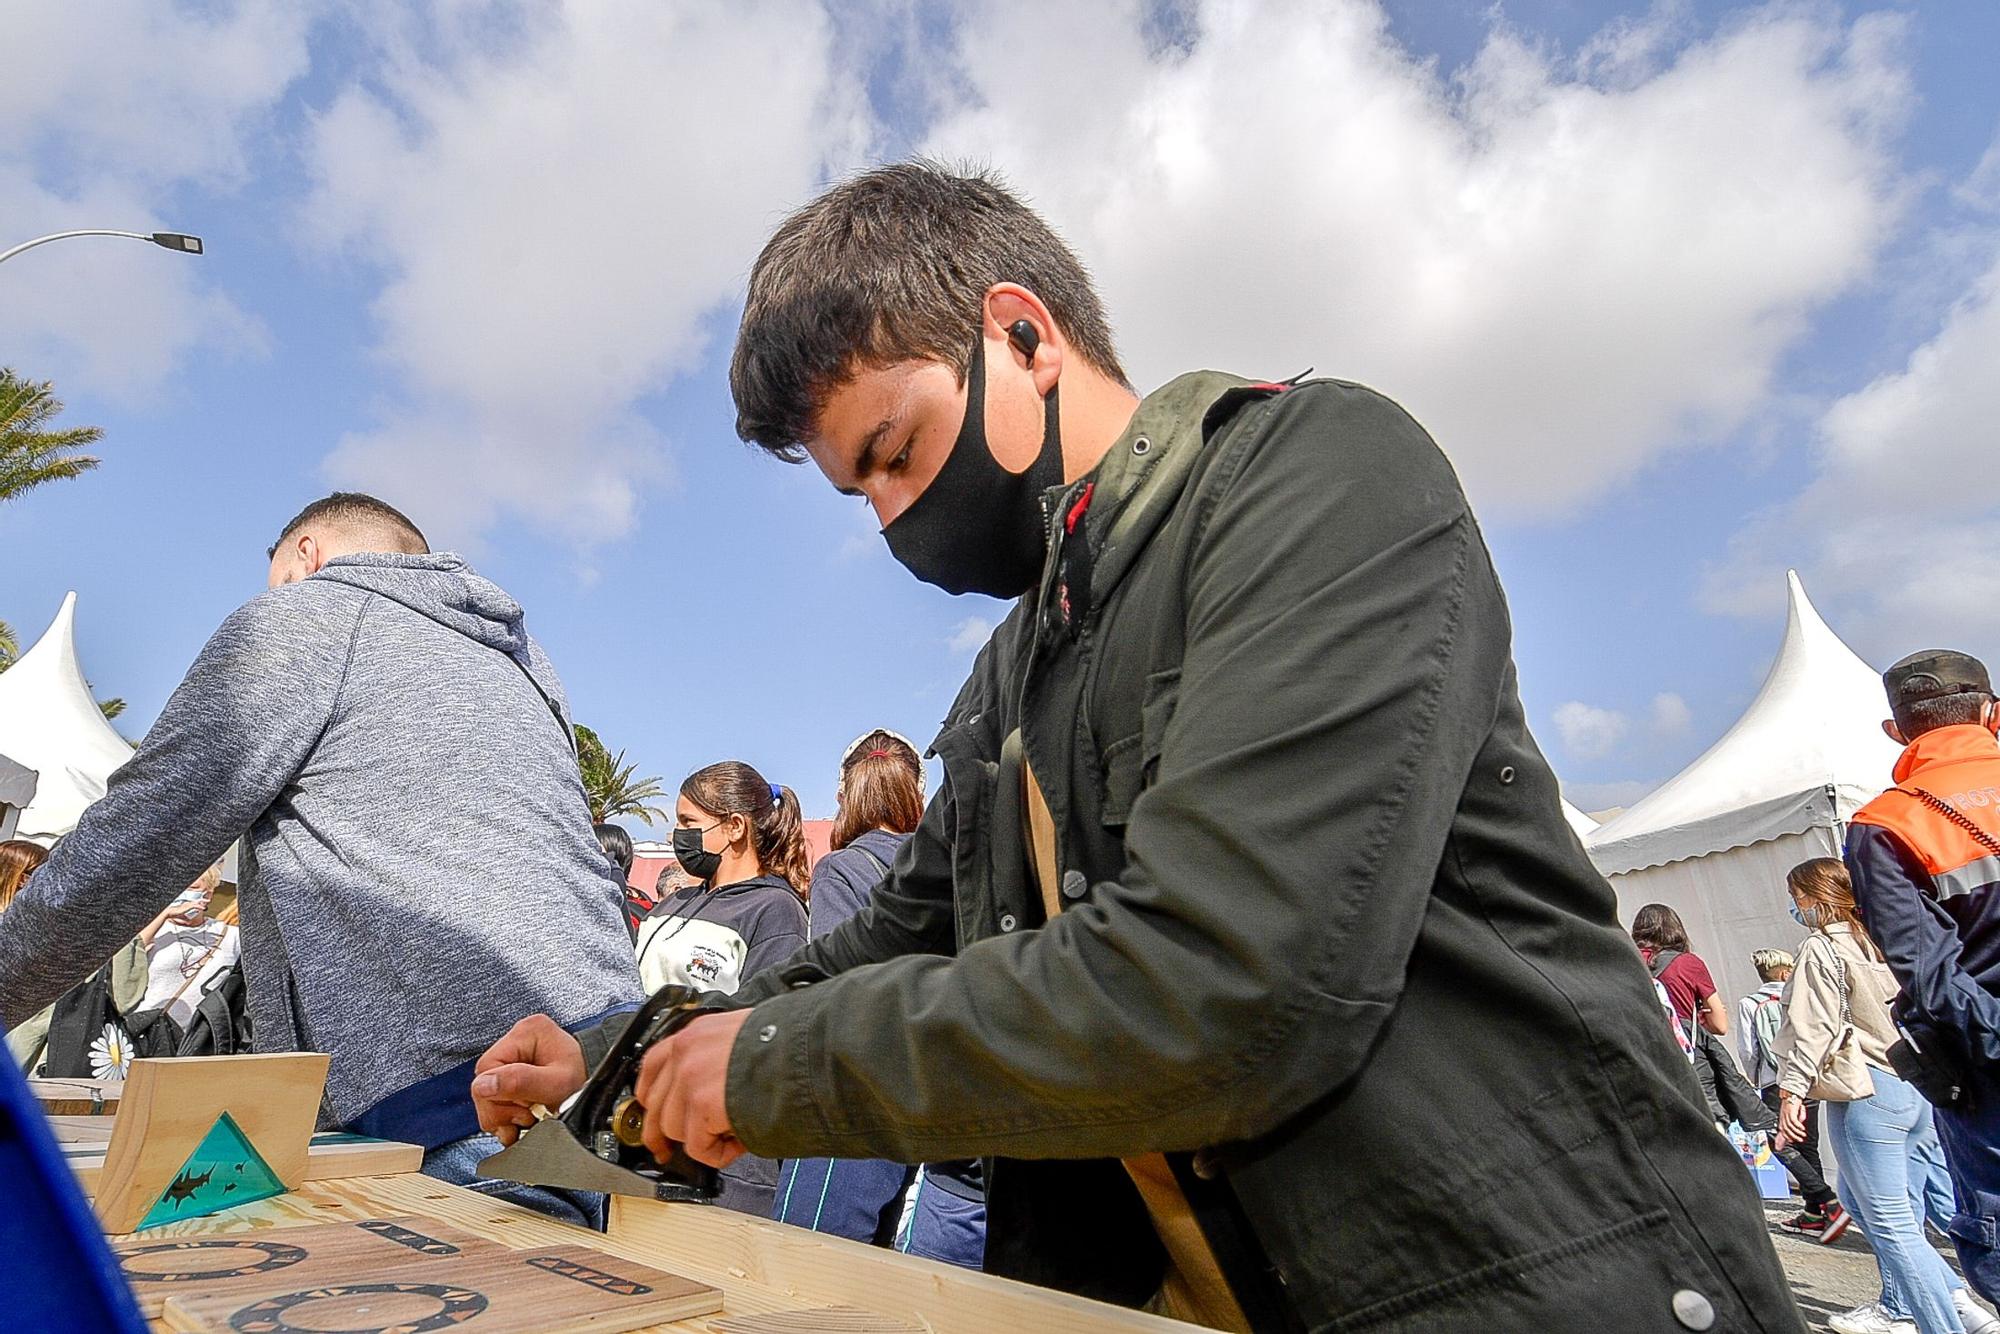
1884, 650, 1993, 708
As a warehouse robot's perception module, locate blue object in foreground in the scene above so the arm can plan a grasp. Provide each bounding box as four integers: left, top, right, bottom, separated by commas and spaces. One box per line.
0, 1020, 148, 1332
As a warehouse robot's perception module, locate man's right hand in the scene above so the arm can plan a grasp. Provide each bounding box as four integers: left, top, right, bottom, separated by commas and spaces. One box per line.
471, 1014, 587, 1146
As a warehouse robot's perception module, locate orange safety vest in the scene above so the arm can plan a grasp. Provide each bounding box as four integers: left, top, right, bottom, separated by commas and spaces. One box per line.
1850, 725, 2000, 900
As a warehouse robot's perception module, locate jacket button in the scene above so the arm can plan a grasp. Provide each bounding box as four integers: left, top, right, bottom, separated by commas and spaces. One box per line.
1670, 1289, 1714, 1331
999, 914, 1018, 932
1061, 870, 1088, 901
757, 1024, 777, 1043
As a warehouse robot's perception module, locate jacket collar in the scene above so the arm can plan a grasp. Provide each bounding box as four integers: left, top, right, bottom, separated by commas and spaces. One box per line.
1891, 724, 2000, 784
1048, 370, 1257, 603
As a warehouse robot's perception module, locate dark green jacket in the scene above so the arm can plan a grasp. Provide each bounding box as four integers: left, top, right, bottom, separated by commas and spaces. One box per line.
728, 374, 1799, 1332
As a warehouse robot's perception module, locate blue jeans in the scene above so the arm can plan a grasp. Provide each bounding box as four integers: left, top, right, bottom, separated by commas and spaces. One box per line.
893, 1165, 986, 1270
422, 1132, 606, 1230
1829, 1070, 1965, 1334
1934, 1070, 2000, 1307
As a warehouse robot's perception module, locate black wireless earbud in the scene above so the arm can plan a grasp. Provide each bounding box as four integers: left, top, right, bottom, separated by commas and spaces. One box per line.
1007, 320, 1040, 360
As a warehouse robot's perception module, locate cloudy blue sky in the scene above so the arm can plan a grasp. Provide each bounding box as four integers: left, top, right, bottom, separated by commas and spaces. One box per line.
4, 0, 1997, 823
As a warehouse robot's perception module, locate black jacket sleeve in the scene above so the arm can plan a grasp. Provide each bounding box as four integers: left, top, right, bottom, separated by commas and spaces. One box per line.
725, 383, 1510, 1162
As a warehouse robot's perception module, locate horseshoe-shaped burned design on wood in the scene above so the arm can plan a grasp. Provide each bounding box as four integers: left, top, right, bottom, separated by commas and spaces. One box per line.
226, 1281, 488, 1333
119, 1239, 310, 1283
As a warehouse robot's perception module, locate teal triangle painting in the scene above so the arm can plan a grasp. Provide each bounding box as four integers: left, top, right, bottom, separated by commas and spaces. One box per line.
136, 1111, 286, 1229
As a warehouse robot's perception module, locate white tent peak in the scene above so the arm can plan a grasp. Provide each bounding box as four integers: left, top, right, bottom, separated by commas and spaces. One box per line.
1585, 570, 1900, 875
0, 592, 134, 841
1560, 799, 1598, 839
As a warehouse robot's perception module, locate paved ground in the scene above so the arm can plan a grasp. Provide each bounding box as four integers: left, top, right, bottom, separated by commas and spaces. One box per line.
1766, 1198, 1995, 1331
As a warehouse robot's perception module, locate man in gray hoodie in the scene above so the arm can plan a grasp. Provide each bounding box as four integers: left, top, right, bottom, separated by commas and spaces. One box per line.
0, 493, 643, 1219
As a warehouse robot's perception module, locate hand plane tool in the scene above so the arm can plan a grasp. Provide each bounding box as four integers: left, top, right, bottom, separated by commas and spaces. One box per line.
478, 985, 721, 1203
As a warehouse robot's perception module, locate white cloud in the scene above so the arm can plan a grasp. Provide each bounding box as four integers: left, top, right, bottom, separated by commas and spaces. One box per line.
0, 2, 308, 398
947, 616, 994, 655
919, 0, 1910, 516
1553, 700, 1629, 760
1649, 691, 1692, 736
304, 2, 870, 545
1704, 222, 2000, 654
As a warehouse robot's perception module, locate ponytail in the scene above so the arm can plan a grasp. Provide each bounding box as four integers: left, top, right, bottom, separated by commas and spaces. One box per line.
757, 786, 813, 897
680, 762, 813, 897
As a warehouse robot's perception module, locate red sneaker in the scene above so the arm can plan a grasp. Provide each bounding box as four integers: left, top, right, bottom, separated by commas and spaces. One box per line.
1816, 1201, 1852, 1244
1778, 1208, 1829, 1237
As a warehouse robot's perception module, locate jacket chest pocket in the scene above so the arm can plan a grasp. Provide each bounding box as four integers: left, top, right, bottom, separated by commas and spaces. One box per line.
1098, 667, 1183, 828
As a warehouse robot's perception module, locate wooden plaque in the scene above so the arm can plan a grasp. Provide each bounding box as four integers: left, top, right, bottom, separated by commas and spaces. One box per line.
93, 1052, 329, 1233
161, 1243, 725, 1333
69, 1129, 422, 1196
113, 1215, 503, 1316
27, 1075, 123, 1116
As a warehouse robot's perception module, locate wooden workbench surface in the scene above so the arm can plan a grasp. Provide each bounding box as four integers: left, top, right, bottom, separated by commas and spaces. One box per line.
110, 1173, 1195, 1333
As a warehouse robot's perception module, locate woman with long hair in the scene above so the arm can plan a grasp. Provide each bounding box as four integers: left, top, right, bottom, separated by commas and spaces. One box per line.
771, 731, 985, 1268
814, 729, 925, 934
1630, 902, 1730, 1040
0, 838, 49, 913
1774, 858, 1992, 1334
634, 759, 808, 1218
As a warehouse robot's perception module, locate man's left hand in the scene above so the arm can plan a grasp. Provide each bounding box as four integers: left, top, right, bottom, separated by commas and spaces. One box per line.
634, 1008, 752, 1170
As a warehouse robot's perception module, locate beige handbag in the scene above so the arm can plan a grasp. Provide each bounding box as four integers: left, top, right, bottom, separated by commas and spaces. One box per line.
1806, 940, 1875, 1103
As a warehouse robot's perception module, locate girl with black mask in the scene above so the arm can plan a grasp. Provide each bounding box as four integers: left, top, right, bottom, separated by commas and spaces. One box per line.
634, 759, 810, 1215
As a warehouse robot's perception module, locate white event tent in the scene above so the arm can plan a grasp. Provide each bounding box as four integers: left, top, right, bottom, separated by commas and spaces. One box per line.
0, 752, 35, 839
0, 593, 134, 843
1584, 572, 1902, 1010
1561, 799, 1598, 842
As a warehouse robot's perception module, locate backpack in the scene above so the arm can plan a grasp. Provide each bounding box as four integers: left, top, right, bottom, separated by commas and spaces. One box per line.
1749, 993, 1785, 1081
1645, 948, 1699, 1058
40, 954, 252, 1079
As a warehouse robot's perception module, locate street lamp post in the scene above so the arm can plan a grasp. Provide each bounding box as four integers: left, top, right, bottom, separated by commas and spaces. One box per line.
0, 230, 204, 267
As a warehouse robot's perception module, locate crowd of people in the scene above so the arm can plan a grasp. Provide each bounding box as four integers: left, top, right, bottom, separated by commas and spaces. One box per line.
1, 161, 1998, 1331
1626, 652, 2000, 1334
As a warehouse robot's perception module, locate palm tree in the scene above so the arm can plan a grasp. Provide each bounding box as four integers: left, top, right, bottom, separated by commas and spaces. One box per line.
574, 723, 671, 825
1, 368, 103, 502
0, 374, 121, 721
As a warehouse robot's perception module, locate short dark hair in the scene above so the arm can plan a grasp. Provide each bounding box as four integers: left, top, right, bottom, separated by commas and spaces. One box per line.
593, 822, 634, 878
730, 160, 1128, 459
1630, 903, 1691, 956
269, 492, 428, 559
1894, 691, 1993, 740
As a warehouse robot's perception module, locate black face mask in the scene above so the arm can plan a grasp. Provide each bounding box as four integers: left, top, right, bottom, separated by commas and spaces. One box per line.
671, 824, 722, 882
881, 334, 1063, 598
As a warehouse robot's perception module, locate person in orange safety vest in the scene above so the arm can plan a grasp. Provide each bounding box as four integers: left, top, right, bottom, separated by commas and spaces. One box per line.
1847, 649, 2000, 1306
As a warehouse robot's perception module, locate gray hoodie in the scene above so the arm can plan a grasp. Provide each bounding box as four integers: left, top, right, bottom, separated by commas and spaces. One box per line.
0, 553, 644, 1144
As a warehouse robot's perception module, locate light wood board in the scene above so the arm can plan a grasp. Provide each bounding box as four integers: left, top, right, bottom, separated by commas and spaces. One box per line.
109, 1173, 1195, 1332
114, 1215, 504, 1316
28, 1075, 123, 1115
161, 1242, 724, 1333
67, 1130, 423, 1195
95, 1053, 330, 1233
49, 1112, 118, 1143
708, 1307, 925, 1333
613, 1195, 1193, 1334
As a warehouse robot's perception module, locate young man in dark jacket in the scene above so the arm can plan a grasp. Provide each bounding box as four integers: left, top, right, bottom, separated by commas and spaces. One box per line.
475, 165, 1800, 1330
